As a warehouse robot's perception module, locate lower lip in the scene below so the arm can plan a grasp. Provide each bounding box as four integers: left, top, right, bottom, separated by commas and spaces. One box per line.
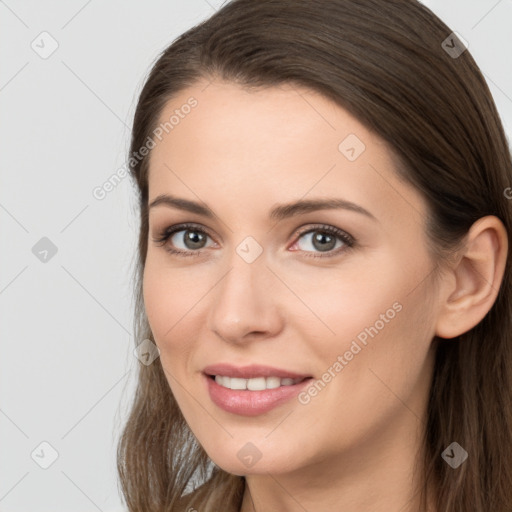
204, 374, 313, 416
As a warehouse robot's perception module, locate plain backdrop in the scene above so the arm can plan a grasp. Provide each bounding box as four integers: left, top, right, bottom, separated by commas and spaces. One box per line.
1, 1, 511, 510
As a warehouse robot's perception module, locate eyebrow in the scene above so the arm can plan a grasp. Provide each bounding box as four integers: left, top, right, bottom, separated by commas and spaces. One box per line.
148, 194, 377, 222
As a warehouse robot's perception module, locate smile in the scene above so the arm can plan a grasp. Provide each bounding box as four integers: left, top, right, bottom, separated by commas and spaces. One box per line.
204, 374, 313, 416
212, 375, 307, 390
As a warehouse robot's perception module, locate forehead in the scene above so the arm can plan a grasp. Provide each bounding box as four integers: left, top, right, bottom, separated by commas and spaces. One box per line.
151, 80, 381, 165
146, 79, 426, 228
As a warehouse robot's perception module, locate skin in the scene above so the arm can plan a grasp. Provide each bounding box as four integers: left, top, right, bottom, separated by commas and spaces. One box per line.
142, 79, 508, 512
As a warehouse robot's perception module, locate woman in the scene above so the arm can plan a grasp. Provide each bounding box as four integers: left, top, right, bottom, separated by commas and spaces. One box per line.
117, 0, 512, 510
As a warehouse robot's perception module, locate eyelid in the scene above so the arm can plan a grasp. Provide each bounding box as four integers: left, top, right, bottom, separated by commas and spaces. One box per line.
152, 221, 356, 258
152, 222, 217, 250
288, 223, 355, 259
289, 223, 355, 246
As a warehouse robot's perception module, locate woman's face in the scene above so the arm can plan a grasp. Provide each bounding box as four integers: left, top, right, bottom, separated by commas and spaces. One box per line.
143, 79, 441, 476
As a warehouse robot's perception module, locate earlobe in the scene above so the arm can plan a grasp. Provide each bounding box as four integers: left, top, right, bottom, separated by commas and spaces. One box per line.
435, 215, 508, 339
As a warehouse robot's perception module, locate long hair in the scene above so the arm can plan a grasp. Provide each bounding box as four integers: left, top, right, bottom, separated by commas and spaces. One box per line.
117, 1, 512, 510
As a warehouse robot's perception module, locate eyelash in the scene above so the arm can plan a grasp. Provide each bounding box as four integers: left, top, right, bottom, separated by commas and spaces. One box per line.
152, 222, 356, 259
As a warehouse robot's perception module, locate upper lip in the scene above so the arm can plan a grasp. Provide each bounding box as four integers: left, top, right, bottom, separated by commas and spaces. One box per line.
203, 363, 312, 380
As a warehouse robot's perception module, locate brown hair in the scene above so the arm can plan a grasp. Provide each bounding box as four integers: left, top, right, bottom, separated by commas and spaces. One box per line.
116, 0, 512, 510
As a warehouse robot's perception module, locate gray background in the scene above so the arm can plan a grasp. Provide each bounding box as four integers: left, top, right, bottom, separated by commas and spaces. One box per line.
1, 1, 511, 511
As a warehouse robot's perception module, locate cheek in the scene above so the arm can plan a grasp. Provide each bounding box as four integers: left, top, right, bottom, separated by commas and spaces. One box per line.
315, 272, 436, 424
142, 263, 193, 398
142, 256, 205, 344
142, 262, 173, 341
295, 252, 436, 389
281, 258, 407, 348
142, 256, 218, 394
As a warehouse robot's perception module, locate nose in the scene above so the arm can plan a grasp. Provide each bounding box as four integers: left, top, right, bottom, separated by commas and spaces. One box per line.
206, 249, 284, 344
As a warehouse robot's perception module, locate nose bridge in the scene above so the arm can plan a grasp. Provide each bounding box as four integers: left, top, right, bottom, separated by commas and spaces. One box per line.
207, 240, 282, 342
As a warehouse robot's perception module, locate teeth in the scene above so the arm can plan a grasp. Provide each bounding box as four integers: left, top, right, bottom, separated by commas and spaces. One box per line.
214, 375, 304, 390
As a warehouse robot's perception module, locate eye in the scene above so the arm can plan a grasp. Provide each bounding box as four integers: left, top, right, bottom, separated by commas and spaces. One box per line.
152, 222, 356, 258
152, 223, 216, 257
290, 224, 355, 258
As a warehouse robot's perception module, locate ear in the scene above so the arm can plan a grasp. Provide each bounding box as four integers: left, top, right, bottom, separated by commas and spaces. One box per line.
435, 215, 508, 339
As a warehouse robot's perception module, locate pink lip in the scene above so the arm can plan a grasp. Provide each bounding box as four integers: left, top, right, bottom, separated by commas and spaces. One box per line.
202, 363, 311, 380
203, 368, 313, 417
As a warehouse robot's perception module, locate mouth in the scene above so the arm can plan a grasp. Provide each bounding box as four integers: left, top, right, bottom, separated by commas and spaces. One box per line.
202, 366, 315, 416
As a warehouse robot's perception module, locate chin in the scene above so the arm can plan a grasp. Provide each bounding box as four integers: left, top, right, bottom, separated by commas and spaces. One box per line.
206, 448, 298, 477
